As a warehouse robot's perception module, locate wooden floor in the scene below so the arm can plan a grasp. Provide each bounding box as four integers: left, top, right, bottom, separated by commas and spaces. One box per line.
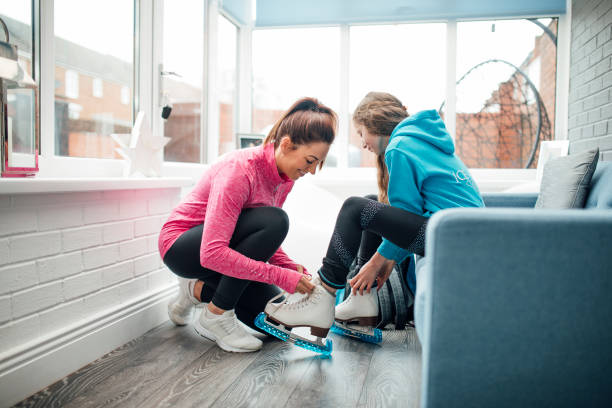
14, 321, 422, 408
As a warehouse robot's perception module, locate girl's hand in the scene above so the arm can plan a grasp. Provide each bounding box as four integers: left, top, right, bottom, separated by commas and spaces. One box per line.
295, 275, 315, 294
350, 254, 384, 295
349, 253, 394, 295
375, 260, 395, 290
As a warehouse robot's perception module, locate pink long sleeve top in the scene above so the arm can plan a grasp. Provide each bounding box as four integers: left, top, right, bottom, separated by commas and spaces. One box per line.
158, 142, 305, 293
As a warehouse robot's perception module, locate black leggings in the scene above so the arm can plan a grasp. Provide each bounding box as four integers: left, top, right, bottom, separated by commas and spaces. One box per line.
162, 207, 287, 331
318, 195, 428, 289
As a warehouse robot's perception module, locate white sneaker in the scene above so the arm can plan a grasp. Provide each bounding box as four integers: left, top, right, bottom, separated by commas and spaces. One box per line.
167, 277, 202, 326
194, 307, 263, 352
335, 289, 379, 326
264, 277, 336, 338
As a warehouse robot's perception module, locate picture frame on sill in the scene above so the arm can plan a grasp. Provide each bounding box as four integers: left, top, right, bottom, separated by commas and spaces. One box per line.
236, 133, 265, 150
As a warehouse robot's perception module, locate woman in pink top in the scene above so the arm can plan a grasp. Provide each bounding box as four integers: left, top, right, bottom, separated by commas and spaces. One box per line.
159, 97, 337, 353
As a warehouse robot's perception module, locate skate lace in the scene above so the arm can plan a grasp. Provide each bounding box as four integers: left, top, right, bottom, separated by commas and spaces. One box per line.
285, 290, 321, 311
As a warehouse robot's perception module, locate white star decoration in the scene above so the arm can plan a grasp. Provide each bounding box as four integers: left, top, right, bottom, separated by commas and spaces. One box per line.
112, 112, 170, 177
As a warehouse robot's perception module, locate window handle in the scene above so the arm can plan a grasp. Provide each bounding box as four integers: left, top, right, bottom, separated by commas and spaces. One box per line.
160, 71, 182, 78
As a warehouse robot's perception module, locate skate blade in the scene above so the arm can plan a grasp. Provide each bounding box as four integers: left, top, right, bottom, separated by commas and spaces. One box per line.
254, 313, 333, 356
330, 322, 382, 344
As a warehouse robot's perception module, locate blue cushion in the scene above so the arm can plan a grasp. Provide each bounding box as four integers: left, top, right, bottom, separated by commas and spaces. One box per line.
585, 161, 612, 209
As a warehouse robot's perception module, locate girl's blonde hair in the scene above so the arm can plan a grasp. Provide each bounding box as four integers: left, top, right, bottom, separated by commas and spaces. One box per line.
264, 97, 337, 169
353, 92, 408, 203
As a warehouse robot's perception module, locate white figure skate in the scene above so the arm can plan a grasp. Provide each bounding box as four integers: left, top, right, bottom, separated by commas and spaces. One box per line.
331, 289, 382, 343
254, 277, 335, 356
168, 277, 203, 325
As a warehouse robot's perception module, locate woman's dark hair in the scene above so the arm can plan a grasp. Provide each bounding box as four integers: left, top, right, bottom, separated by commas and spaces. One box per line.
264, 97, 337, 167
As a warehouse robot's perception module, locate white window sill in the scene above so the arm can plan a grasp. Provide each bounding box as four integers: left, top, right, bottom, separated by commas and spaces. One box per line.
35, 156, 207, 181
0, 177, 193, 194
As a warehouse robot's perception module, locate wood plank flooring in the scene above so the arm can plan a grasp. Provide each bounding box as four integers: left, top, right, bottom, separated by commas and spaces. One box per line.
14, 322, 422, 408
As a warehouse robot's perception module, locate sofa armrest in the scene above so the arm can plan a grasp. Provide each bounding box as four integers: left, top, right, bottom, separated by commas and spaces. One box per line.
482, 192, 538, 208
419, 208, 612, 408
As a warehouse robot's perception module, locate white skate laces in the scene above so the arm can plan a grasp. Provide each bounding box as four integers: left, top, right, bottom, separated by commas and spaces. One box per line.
284, 290, 323, 311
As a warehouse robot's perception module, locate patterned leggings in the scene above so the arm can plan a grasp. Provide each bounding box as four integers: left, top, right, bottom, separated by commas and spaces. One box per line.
318, 195, 428, 288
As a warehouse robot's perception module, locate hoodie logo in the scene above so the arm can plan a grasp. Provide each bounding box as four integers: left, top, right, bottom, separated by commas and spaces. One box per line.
452, 170, 474, 188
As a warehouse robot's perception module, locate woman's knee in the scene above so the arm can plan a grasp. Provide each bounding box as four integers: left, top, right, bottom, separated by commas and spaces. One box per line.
252, 206, 289, 237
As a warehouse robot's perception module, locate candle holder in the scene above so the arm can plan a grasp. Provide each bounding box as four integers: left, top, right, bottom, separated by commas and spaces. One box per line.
0, 17, 39, 178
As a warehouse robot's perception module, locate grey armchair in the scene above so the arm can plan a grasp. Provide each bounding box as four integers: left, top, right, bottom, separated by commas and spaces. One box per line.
415, 162, 612, 408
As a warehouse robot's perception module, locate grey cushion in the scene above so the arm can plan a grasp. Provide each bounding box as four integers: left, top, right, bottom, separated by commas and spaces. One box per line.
535, 148, 599, 209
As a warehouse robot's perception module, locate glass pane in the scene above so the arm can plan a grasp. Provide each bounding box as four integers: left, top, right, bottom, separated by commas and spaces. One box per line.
349, 23, 446, 167
455, 19, 557, 168
0, 0, 32, 79
218, 15, 237, 156
162, 0, 203, 163
252, 27, 340, 165
6, 87, 36, 168
54, 0, 134, 158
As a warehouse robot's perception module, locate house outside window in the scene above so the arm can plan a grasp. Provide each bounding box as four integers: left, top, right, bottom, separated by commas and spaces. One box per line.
54, 0, 134, 158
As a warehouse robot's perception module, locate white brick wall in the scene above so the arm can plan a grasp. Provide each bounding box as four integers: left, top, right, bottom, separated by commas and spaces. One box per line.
37, 252, 82, 283
0, 187, 180, 354
38, 205, 84, 231
0, 208, 37, 237
0, 262, 38, 294
61, 225, 103, 252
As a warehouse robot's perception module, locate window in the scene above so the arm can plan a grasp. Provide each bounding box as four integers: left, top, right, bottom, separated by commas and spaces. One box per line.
161, 0, 203, 163
92, 77, 103, 98
454, 19, 557, 169
349, 23, 446, 167
54, 0, 134, 158
68, 102, 82, 120
217, 15, 237, 156
0, 0, 33, 78
120, 86, 130, 105
64, 70, 79, 99
252, 27, 340, 164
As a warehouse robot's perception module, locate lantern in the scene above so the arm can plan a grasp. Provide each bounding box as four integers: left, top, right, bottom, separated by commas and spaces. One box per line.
0, 17, 39, 177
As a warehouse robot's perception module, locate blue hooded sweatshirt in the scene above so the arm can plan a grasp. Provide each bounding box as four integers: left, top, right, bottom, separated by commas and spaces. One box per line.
377, 109, 484, 263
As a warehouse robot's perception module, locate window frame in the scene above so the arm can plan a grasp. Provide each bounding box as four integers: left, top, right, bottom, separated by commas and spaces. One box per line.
38, 0, 141, 175
251, 14, 566, 175
29, 0, 569, 183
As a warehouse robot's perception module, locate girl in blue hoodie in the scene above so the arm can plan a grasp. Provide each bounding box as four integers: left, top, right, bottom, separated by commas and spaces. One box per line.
260, 92, 483, 346
318, 92, 484, 295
